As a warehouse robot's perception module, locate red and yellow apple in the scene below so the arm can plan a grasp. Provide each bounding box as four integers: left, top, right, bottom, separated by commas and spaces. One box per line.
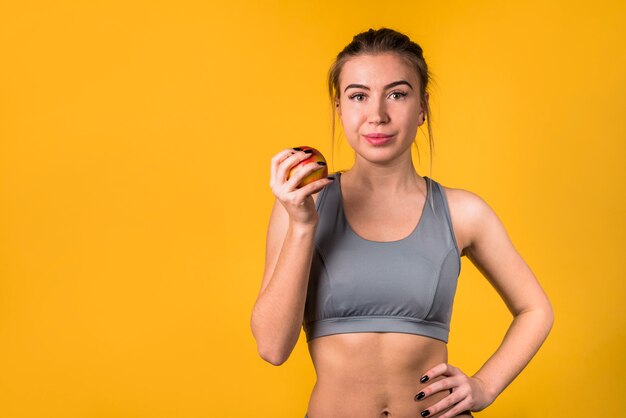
287, 146, 328, 188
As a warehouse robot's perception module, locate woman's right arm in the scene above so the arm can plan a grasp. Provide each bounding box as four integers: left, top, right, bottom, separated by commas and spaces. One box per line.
250, 148, 333, 366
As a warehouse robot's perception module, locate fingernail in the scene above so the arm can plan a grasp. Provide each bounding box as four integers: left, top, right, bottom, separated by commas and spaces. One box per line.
317, 161, 326, 166
304, 149, 314, 154
420, 375, 429, 383
327, 176, 335, 180
415, 392, 425, 401
293, 147, 303, 151
421, 410, 430, 417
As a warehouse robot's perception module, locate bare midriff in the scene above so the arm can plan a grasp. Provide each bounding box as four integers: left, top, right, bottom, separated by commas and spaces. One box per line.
306, 332, 464, 418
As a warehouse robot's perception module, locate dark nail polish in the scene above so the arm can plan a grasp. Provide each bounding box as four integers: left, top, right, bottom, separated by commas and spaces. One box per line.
420, 375, 429, 383
327, 176, 335, 180
293, 147, 303, 151
421, 410, 430, 417
317, 161, 326, 166
415, 392, 425, 401
304, 149, 314, 154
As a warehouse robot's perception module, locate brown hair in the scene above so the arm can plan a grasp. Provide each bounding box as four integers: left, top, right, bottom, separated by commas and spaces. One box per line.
327, 27, 436, 210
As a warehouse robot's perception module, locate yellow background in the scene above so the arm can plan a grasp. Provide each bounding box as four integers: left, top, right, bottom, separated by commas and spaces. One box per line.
1, 1, 624, 417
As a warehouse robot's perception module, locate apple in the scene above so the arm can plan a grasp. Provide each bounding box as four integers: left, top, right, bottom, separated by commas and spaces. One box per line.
287, 146, 328, 188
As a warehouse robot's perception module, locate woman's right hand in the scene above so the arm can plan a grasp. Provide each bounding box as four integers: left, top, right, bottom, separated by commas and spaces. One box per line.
270, 148, 334, 226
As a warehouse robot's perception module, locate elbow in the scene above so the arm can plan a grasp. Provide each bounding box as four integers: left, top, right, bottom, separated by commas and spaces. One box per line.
250, 317, 290, 366
545, 300, 555, 333
534, 297, 555, 338
516, 298, 554, 337
258, 346, 289, 366
254, 331, 289, 365
536, 289, 555, 333
542, 292, 555, 327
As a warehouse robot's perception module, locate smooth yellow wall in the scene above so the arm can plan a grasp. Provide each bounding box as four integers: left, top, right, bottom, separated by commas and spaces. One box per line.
0, 1, 624, 417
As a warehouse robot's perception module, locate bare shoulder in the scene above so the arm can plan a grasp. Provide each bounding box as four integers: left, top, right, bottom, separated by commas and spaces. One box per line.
437, 184, 489, 258
441, 184, 505, 248
441, 183, 551, 316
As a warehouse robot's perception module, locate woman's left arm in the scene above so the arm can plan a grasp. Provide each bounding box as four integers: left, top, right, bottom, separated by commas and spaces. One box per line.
416, 191, 554, 417
464, 189, 555, 400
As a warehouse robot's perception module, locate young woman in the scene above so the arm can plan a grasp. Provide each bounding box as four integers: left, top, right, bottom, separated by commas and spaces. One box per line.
250, 28, 553, 418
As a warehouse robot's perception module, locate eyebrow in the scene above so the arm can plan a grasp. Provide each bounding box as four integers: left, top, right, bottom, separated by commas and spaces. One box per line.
343, 80, 414, 93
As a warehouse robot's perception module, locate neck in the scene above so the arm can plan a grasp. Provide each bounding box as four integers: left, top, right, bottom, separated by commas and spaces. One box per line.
344, 153, 422, 194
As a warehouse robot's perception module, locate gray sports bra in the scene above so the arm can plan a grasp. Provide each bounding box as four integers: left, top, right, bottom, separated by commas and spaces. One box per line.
302, 171, 461, 343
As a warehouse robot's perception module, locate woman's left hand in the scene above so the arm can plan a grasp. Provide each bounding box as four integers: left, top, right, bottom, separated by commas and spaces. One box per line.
415, 363, 493, 417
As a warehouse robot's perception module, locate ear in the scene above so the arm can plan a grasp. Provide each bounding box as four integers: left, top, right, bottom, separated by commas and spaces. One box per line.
421, 92, 429, 111
335, 100, 341, 116
420, 92, 429, 123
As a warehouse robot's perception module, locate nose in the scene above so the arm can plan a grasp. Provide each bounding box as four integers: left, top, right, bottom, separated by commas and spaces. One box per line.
367, 96, 389, 125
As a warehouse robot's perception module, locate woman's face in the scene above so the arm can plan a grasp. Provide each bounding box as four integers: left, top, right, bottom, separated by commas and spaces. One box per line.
336, 53, 427, 165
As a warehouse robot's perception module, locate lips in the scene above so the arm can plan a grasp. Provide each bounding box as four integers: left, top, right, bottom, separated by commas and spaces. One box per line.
363, 133, 394, 145
364, 133, 393, 138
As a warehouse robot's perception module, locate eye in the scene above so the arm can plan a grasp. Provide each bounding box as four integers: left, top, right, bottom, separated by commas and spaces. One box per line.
349, 93, 366, 101
389, 91, 408, 100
